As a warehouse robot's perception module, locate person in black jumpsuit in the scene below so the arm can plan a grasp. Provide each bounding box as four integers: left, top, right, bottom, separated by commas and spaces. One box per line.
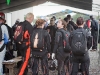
70, 17, 92, 75
66, 15, 78, 30
64, 17, 74, 74
90, 16, 98, 51
52, 19, 70, 75
64, 17, 74, 33
31, 19, 51, 75
18, 13, 34, 75
46, 18, 57, 55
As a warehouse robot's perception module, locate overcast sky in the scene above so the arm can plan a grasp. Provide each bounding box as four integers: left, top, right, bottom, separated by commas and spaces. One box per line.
93, 0, 99, 4
33, 2, 98, 19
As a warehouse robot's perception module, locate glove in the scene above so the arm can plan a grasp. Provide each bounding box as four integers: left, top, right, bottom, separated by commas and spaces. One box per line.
52, 53, 55, 59
4, 33, 9, 44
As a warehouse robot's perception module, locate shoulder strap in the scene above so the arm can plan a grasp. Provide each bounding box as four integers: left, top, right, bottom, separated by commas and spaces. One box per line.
57, 30, 64, 39
0, 23, 3, 26
20, 22, 26, 34
82, 29, 87, 35
81, 29, 87, 41
72, 29, 87, 37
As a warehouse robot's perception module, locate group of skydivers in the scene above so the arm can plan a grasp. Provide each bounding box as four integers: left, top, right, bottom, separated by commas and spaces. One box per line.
0, 12, 99, 75
15, 13, 95, 75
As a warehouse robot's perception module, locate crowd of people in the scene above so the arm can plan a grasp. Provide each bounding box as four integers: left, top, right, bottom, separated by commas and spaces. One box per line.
0, 12, 100, 75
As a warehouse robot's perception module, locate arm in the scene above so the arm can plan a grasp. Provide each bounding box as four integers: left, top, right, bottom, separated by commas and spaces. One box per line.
53, 32, 61, 53
28, 25, 33, 36
86, 30, 93, 50
45, 32, 51, 53
70, 25, 74, 32
45, 26, 50, 33
69, 34, 72, 47
2, 25, 9, 40
0, 25, 9, 44
95, 20, 99, 30
70, 21, 78, 30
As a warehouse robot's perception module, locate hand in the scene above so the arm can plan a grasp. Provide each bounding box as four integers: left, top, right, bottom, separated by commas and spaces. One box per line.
47, 53, 50, 58
18, 42, 21, 44
0, 42, 1, 44
52, 53, 55, 59
30, 53, 32, 57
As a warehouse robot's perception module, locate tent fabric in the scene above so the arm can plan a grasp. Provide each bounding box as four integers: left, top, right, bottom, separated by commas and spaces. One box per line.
0, 0, 92, 13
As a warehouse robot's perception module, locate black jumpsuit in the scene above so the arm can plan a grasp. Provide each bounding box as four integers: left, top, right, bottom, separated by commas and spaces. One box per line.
46, 25, 57, 53
53, 28, 70, 75
91, 19, 98, 50
18, 20, 33, 75
31, 28, 51, 75
70, 27, 92, 75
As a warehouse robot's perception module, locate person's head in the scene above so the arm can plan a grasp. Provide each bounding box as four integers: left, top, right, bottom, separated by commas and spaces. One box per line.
90, 15, 94, 20
15, 19, 20, 24
0, 12, 5, 24
35, 19, 46, 28
25, 13, 34, 23
0, 17, 4, 24
67, 15, 71, 21
76, 17, 84, 27
64, 17, 69, 24
50, 18, 55, 25
52, 16, 56, 21
57, 19, 67, 30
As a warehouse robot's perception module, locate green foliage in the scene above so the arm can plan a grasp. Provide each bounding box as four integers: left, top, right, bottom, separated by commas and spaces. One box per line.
72, 13, 90, 22
96, 16, 100, 20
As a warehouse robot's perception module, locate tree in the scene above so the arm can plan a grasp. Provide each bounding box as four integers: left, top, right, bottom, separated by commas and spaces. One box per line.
72, 13, 90, 22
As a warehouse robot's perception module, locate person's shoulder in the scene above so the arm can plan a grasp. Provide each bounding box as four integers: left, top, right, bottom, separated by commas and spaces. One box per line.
1, 24, 7, 28
92, 19, 97, 23
18, 22, 24, 25
5, 24, 11, 29
43, 30, 50, 37
70, 21, 75, 24
55, 32, 62, 37
25, 22, 33, 29
56, 29, 63, 35
71, 29, 76, 32
1, 24, 8, 31
45, 26, 50, 29
70, 28, 79, 35
68, 24, 73, 28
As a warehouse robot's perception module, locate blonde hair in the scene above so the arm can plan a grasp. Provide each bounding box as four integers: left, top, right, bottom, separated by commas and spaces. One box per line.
25, 13, 34, 19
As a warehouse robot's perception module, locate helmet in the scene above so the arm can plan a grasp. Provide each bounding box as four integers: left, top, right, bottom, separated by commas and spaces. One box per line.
48, 59, 58, 71
0, 12, 5, 20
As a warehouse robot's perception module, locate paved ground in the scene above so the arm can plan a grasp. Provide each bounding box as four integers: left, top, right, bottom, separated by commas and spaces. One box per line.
4, 44, 100, 75
89, 44, 100, 75
89, 51, 100, 75
27, 44, 100, 75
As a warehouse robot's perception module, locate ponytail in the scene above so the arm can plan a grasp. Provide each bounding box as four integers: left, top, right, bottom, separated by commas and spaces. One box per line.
63, 25, 67, 30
